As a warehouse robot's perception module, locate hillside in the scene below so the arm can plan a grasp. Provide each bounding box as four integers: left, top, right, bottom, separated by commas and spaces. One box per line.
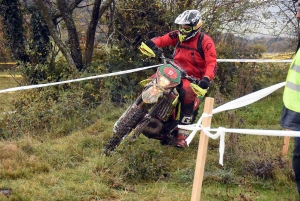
249, 36, 296, 53
0, 59, 299, 200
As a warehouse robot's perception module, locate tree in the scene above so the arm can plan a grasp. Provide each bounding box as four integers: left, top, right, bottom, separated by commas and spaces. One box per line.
264, 0, 299, 51
0, 0, 297, 86
0, 0, 29, 62
29, 8, 50, 65
34, 0, 115, 72
102, 0, 175, 103
0, 0, 115, 79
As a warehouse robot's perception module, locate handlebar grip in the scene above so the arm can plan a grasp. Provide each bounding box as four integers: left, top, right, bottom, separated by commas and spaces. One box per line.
186, 75, 200, 85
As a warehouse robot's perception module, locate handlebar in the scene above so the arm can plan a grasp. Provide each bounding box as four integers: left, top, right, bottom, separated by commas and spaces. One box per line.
160, 57, 201, 85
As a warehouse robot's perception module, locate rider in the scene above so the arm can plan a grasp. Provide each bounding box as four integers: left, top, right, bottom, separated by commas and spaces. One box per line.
144, 10, 217, 148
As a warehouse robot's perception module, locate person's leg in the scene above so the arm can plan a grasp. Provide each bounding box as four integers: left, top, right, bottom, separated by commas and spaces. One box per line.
175, 79, 196, 147
293, 137, 300, 197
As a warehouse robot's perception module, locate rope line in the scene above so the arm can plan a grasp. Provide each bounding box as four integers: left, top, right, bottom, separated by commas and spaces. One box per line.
1, 59, 297, 166
178, 81, 300, 166
0, 59, 293, 93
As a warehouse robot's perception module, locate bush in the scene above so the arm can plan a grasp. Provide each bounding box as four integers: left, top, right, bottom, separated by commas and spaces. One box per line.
3, 83, 103, 139
116, 143, 171, 182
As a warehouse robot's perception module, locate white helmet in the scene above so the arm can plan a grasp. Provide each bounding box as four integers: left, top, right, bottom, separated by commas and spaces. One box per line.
174, 10, 203, 42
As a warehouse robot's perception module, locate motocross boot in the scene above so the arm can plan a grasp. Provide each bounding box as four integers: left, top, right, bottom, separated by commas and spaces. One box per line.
174, 112, 193, 148
159, 120, 179, 146
174, 129, 189, 148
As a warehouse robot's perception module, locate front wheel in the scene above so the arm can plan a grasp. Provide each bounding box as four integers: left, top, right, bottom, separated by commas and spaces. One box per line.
103, 102, 145, 155
103, 130, 130, 155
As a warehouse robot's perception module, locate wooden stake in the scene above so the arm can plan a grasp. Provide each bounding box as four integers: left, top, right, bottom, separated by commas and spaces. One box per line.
282, 130, 291, 155
191, 97, 214, 201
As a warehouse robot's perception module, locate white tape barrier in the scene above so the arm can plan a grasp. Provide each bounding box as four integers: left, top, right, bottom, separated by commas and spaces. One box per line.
0, 59, 296, 164
0, 59, 293, 93
179, 81, 300, 165
0, 64, 161, 93
212, 82, 286, 114
190, 126, 300, 166
217, 59, 292, 63
184, 82, 286, 145
182, 124, 300, 166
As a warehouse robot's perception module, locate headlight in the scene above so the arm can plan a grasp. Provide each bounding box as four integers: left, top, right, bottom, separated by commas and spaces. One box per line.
156, 64, 181, 88
157, 75, 171, 87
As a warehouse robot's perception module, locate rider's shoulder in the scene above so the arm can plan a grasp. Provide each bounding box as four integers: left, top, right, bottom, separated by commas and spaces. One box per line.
168, 30, 179, 40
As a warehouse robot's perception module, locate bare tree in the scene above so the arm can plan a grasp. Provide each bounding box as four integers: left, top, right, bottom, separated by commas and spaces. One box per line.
56, 0, 83, 71
34, 0, 78, 71
85, 0, 114, 68
33, 0, 114, 71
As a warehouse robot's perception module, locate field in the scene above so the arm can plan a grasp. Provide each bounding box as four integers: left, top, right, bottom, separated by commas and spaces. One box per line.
262, 52, 294, 60
0, 60, 299, 200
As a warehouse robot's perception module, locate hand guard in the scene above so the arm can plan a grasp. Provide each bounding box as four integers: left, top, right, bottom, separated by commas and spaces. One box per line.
198, 77, 210, 89
145, 40, 163, 58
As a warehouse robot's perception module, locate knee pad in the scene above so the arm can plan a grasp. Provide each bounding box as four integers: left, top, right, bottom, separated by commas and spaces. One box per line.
180, 114, 193, 125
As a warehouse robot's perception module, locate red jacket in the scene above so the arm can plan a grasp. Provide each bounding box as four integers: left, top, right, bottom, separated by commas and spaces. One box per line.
152, 30, 217, 80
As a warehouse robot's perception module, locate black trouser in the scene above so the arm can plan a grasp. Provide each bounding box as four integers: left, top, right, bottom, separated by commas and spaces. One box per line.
293, 137, 300, 196
177, 80, 196, 125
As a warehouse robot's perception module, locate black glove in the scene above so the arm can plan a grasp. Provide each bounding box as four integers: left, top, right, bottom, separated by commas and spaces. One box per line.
198, 77, 210, 89
145, 40, 163, 58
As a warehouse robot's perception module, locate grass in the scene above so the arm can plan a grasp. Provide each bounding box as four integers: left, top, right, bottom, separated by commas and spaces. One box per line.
0, 121, 297, 200
0, 72, 23, 120
262, 52, 294, 60
0, 63, 299, 200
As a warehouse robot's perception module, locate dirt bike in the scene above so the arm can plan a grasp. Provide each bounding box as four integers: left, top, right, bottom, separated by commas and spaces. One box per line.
103, 42, 207, 155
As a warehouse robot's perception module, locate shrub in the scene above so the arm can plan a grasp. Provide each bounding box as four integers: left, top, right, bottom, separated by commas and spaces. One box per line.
116, 144, 171, 182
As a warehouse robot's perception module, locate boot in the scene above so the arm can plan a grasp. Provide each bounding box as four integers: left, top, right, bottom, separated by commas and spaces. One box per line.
174, 129, 189, 148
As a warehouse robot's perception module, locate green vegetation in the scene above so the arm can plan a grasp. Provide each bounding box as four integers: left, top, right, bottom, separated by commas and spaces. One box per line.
0, 72, 22, 120
0, 1, 298, 199
0, 59, 298, 200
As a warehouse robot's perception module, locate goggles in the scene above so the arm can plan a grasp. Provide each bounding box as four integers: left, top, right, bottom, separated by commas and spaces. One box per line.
179, 26, 193, 34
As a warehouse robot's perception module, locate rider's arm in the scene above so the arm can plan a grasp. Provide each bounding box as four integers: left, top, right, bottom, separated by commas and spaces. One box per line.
152, 31, 179, 48
202, 35, 217, 81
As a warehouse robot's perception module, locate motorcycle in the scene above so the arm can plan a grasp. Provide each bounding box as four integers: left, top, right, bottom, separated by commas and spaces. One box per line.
103, 42, 207, 155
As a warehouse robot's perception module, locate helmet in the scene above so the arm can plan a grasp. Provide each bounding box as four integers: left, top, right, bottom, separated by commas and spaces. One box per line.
174, 10, 202, 42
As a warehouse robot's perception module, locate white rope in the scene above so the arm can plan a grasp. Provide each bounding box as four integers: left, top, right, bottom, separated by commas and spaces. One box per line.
212, 82, 286, 114
181, 123, 300, 165
183, 81, 286, 143
0, 59, 292, 93
0, 64, 161, 93
179, 81, 300, 166
217, 59, 292, 63
185, 113, 212, 145
1, 59, 295, 165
